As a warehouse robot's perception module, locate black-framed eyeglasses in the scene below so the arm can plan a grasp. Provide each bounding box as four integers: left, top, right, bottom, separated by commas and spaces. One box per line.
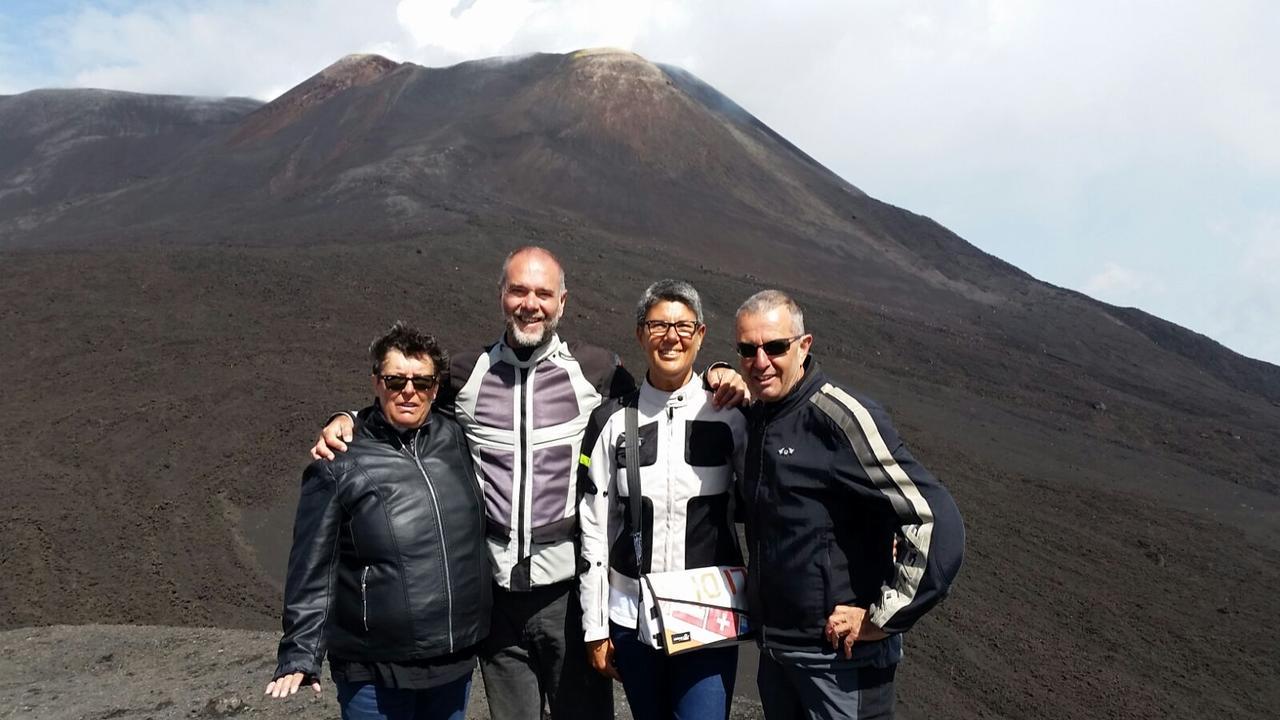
735, 335, 803, 359
379, 374, 439, 392
641, 320, 701, 338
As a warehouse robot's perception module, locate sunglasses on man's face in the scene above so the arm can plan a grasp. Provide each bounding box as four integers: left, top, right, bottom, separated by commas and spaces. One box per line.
735, 335, 804, 359
379, 374, 439, 392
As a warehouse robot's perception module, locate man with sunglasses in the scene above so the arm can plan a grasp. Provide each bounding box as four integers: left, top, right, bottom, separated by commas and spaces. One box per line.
734, 290, 965, 720
312, 247, 747, 720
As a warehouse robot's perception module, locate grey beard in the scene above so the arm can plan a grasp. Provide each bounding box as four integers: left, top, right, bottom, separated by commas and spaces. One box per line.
506, 312, 561, 348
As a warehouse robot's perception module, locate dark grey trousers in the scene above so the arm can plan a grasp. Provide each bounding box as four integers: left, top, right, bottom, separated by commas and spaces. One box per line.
479, 580, 614, 720
756, 645, 898, 720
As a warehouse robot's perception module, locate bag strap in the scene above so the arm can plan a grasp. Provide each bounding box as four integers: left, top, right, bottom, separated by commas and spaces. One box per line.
625, 403, 643, 573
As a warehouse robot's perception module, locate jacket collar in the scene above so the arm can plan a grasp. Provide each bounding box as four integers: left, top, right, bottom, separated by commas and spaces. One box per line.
496, 332, 564, 369
639, 372, 702, 411
758, 355, 826, 421
360, 404, 433, 445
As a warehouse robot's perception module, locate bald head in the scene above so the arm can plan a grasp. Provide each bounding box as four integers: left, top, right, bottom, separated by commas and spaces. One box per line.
499, 246, 568, 348
500, 246, 566, 294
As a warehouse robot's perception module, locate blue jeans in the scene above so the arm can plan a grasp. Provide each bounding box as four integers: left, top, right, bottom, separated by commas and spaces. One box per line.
334, 674, 471, 720
610, 622, 738, 720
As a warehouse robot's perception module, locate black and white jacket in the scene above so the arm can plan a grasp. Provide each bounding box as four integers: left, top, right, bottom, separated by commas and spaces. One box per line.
577, 375, 747, 643
740, 357, 965, 654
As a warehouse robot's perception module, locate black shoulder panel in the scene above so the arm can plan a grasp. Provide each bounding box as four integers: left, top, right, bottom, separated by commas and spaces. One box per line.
565, 339, 637, 399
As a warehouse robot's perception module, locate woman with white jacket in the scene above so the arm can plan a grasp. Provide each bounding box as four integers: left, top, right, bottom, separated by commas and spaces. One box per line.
577, 279, 747, 720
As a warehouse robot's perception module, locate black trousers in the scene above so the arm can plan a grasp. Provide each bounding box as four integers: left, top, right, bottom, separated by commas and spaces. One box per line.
757, 647, 897, 720
478, 580, 614, 720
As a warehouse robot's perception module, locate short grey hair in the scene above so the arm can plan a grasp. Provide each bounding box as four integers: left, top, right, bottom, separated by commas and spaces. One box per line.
735, 289, 805, 335
498, 245, 567, 293
635, 279, 704, 326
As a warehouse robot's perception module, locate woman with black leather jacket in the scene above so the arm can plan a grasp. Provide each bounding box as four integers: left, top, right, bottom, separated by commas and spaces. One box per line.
265, 322, 490, 720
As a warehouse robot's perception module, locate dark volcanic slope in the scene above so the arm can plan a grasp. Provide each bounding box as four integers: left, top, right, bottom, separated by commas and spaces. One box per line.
0, 89, 260, 227
1, 50, 1277, 720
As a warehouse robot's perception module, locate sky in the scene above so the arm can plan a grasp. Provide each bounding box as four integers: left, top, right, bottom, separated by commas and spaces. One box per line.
2, 1, 1277, 364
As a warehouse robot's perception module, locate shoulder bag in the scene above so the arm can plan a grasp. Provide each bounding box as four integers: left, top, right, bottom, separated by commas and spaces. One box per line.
624, 404, 753, 656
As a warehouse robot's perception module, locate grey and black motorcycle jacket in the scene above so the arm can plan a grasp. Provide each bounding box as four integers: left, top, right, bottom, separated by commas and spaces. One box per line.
274, 408, 491, 680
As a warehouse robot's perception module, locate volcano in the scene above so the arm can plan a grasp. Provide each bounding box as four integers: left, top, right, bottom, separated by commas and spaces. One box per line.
1, 50, 1276, 720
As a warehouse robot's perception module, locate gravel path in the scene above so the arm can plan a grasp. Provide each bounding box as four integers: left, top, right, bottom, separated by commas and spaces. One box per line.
0, 625, 764, 720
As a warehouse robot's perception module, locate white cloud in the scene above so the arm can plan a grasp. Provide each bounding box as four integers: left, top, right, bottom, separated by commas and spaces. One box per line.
396, 0, 538, 56
393, 0, 690, 66
1083, 262, 1160, 302
44, 0, 409, 99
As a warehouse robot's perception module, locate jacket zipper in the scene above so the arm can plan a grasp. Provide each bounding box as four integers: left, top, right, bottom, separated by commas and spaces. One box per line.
666, 404, 675, 571
516, 367, 530, 565
755, 413, 769, 648
360, 566, 370, 632
405, 430, 455, 652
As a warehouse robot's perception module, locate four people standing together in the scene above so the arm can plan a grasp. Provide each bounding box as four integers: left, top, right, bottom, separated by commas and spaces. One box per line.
270, 246, 964, 720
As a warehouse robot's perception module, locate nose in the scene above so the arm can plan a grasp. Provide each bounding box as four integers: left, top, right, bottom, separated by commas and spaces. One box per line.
751, 347, 772, 368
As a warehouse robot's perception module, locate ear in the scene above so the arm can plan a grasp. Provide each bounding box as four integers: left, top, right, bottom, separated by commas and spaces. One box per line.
635, 323, 647, 347
370, 373, 381, 394
797, 334, 814, 359
559, 288, 569, 311
687, 323, 707, 352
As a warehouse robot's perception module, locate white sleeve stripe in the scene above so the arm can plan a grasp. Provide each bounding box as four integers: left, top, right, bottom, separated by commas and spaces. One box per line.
812, 393, 914, 519
811, 384, 935, 626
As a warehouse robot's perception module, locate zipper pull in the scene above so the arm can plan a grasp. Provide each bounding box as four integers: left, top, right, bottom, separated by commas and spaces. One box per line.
360, 566, 370, 632
632, 530, 644, 573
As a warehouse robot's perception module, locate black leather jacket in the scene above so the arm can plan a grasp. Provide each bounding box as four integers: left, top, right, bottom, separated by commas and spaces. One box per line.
274, 407, 491, 679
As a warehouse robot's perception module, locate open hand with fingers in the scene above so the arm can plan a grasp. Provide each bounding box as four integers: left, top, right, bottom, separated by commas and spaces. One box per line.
264, 671, 321, 699
311, 414, 354, 460
705, 365, 751, 408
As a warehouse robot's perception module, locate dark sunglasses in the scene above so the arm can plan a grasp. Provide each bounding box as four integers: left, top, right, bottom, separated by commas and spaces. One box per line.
379, 374, 439, 392
641, 319, 701, 338
736, 335, 804, 359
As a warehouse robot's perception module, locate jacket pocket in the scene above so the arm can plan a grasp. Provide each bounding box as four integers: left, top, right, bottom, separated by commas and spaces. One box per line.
614, 421, 660, 468
819, 541, 834, 618
609, 496, 654, 576
685, 420, 734, 468
684, 494, 742, 568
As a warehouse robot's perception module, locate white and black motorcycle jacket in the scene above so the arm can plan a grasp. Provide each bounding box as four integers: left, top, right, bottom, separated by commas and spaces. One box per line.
577, 375, 747, 643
